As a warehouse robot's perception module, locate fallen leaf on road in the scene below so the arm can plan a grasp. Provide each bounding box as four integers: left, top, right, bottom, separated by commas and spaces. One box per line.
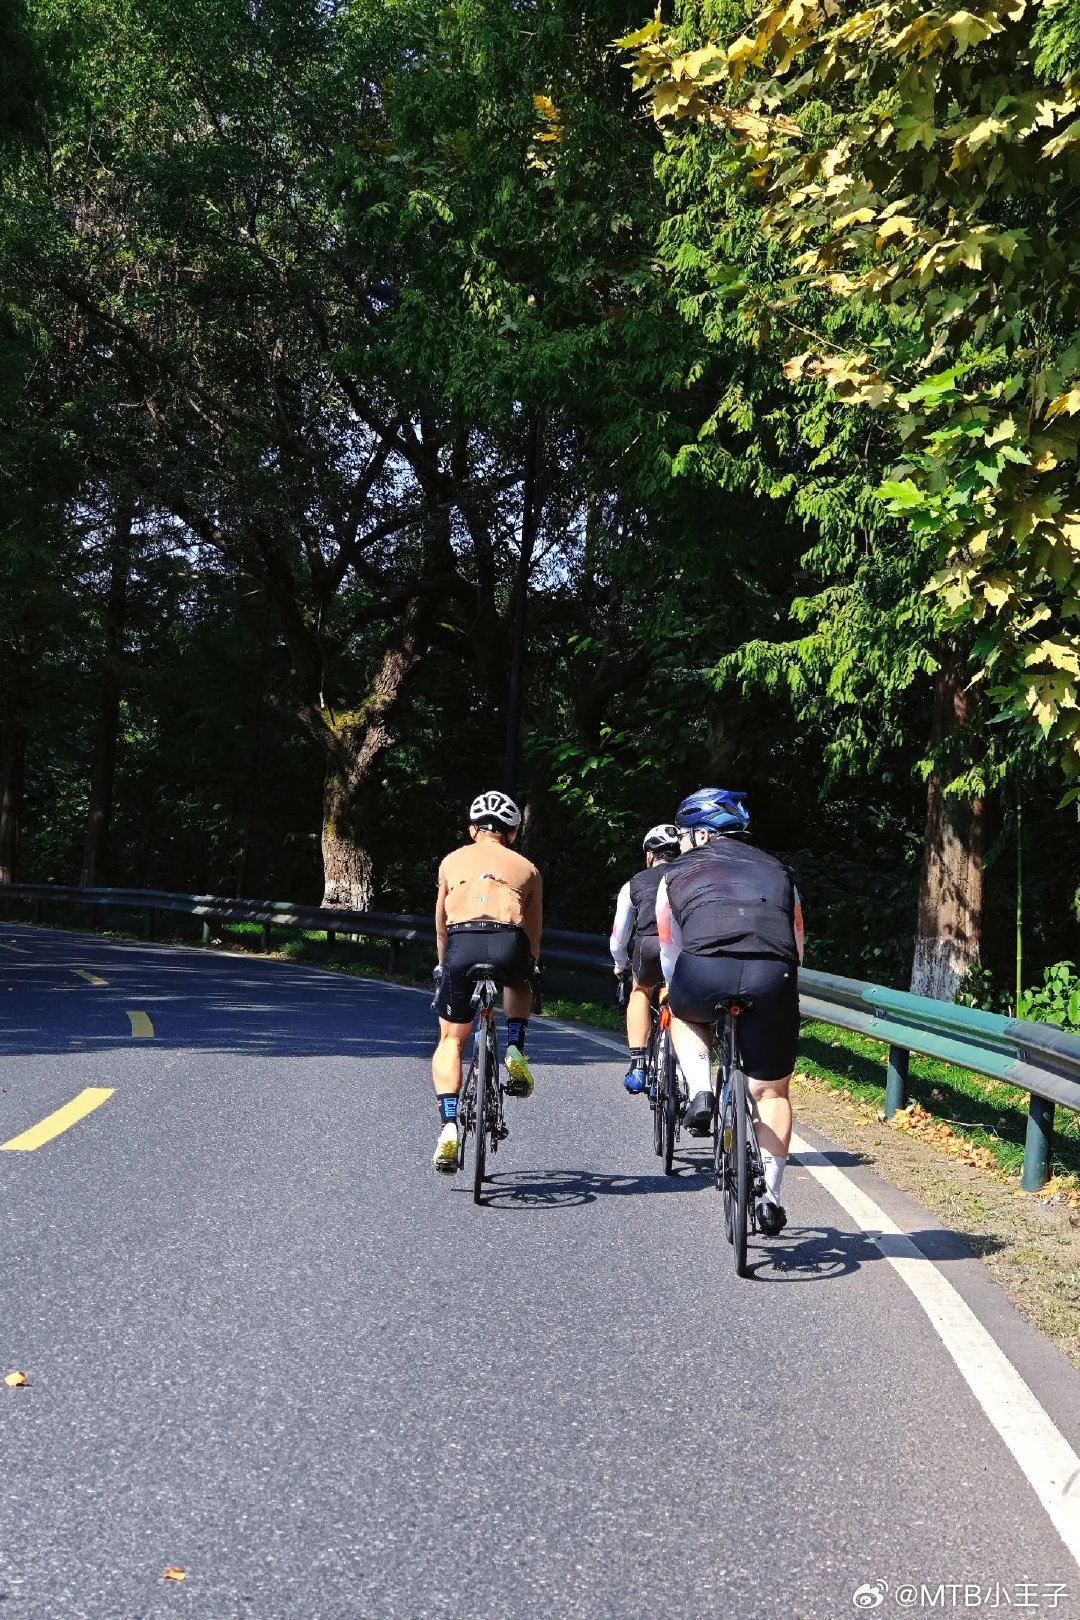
163, 1568, 186, 1582
4, 1371, 27, 1387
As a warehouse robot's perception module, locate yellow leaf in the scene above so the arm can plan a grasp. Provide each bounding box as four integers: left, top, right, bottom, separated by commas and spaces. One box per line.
1025, 637, 1080, 674
4, 1371, 27, 1387
671, 45, 726, 81
980, 572, 1016, 608
944, 10, 996, 53
617, 9, 664, 49
726, 34, 760, 68
853, 381, 895, 407
163, 1568, 186, 1582
875, 214, 917, 242
833, 206, 876, 230
1047, 390, 1080, 420
1044, 120, 1080, 160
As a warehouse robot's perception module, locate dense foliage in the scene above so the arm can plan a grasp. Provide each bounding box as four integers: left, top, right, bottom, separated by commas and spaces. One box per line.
0, 0, 1078, 995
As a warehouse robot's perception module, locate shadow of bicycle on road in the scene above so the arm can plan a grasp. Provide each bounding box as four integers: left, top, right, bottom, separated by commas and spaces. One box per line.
745, 1221, 1006, 1282
473, 1166, 710, 1208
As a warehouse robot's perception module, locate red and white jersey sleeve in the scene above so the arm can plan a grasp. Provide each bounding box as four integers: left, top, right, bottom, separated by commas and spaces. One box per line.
656, 876, 682, 984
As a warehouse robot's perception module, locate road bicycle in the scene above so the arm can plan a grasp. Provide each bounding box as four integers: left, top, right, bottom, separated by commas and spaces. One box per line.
713, 996, 767, 1277
653, 1002, 687, 1177
455, 963, 508, 1205
616, 973, 685, 1173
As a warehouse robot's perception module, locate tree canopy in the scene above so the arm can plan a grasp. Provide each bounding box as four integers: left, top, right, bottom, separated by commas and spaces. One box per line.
0, 0, 1079, 1001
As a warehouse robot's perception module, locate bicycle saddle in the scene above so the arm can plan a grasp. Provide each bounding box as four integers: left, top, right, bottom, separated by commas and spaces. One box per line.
714, 994, 754, 1015
467, 962, 500, 981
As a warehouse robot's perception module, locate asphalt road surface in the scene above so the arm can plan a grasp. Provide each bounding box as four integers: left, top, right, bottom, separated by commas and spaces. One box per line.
1, 924, 1079, 1620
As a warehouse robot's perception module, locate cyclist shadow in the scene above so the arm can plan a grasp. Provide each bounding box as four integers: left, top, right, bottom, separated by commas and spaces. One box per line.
744, 1225, 879, 1281
476, 1167, 708, 1209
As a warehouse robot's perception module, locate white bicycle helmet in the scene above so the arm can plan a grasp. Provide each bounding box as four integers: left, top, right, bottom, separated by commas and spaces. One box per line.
468, 789, 522, 830
642, 823, 681, 856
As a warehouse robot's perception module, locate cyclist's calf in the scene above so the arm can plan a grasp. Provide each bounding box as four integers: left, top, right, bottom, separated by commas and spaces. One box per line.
748, 1074, 793, 1159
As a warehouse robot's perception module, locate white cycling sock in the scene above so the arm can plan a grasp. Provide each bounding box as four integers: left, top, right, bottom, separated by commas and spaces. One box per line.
678, 1045, 712, 1095
761, 1152, 787, 1202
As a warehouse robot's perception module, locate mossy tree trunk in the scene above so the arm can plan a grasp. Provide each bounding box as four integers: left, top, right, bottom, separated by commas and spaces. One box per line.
910, 649, 985, 1001
318, 593, 436, 911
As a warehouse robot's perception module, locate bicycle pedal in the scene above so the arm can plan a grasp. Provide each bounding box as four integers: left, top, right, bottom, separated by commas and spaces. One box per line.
494, 1122, 510, 1141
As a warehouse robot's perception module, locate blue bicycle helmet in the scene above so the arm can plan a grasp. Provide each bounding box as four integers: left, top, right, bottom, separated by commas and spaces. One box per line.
675, 787, 750, 835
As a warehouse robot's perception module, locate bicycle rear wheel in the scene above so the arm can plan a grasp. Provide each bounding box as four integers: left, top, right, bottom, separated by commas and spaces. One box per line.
731, 1067, 750, 1276
472, 1019, 490, 1204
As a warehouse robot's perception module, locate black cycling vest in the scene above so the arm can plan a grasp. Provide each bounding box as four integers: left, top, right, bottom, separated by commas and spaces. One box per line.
663, 840, 798, 965
628, 865, 665, 939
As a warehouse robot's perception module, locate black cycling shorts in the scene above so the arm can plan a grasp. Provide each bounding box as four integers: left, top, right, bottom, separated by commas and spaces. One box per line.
632, 935, 663, 991
666, 954, 799, 1081
436, 924, 532, 1024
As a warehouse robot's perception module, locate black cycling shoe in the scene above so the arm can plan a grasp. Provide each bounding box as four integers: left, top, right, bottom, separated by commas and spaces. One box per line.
684, 1090, 715, 1136
756, 1196, 788, 1237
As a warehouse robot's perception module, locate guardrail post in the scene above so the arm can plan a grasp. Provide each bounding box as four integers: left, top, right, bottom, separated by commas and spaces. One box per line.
386, 939, 399, 974
144, 908, 154, 939
261, 923, 271, 953
90, 904, 102, 933
885, 1045, 909, 1119
32, 900, 42, 925
1022, 1094, 1055, 1192
326, 928, 336, 949
200, 920, 210, 944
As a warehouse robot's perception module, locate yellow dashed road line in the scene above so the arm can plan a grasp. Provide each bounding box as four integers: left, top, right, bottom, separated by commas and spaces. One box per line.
1, 1088, 115, 1152
126, 1010, 154, 1037
72, 969, 108, 987
0, 943, 29, 954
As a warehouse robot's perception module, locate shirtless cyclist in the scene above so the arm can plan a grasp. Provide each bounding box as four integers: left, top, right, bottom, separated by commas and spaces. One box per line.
431, 791, 543, 1173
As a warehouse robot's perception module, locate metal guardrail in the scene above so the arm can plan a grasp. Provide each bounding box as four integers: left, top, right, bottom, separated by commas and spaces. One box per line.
0, 883, 1076, 1190
0, 884, 611, 973
800, 968, 1077, 1192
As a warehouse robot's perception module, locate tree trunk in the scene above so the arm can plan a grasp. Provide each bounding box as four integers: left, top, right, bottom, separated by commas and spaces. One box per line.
319, 594, 434, 910
910, 651, 985, 1000
0, 722, 26, 884
81, 508, 131, 886
321, 762, 377, 911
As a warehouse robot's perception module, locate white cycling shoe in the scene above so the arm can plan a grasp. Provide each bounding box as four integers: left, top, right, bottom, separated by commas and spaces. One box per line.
433, 1122, 459, 1174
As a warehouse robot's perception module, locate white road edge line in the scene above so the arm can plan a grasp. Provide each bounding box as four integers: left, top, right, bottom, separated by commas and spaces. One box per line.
790, 1130, 1080, 1570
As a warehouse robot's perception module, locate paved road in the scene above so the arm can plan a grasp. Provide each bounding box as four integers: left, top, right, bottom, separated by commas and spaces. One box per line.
1, 924, 1079, 1619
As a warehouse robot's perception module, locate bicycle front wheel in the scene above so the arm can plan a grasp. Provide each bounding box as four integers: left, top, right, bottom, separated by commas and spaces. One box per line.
662, 1041, 678, 1177
473, 1020, 489, 1204
458, 1057, 478, 1172
651, 1030, 664, 1157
